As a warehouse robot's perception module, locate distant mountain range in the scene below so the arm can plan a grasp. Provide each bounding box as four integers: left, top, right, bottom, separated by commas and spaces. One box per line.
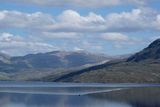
0, 51, 114, 80
0, 39, 160, 83
0, 51, 110, 72
53, 39, 160, 83
0, 53, 10, 64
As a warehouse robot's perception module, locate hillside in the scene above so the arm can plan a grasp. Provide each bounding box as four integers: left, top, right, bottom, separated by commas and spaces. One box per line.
55, 39, 160, 83
1, 39, 160, 83
0, 51, 110, 81
127, 39, 160, 62
0, 51, 108, 72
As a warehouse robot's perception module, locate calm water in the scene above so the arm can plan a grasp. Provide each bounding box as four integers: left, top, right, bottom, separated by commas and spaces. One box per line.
0, 81, 159, 107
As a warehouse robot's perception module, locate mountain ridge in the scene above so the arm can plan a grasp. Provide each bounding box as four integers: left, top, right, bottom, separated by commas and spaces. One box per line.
0, 51, 110, 73
127, 39, 160, 62
1, 39, 160, 83
54, 39, 160, 83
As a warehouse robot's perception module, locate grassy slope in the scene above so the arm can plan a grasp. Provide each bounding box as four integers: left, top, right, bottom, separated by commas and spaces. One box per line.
59, 61, 160, 83
1, 60, 160, 83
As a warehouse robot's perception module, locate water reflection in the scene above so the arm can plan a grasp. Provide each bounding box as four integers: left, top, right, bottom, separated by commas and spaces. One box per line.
90, 87, 160, 107
0, 93, 132, 107
0, 82, 159, 107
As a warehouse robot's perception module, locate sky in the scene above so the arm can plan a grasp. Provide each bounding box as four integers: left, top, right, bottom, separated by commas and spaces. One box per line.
0, 0, 160, 56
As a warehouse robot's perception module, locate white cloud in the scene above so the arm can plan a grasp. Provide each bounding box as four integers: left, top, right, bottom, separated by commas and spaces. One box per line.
58, 10, 81, 23
102, 33, 129, 41
32, 8, 160, 34
154, 15, 160, 30
41, 32, 79, 39
105, 8, 157, 32
125, 0, 147, 5
73, 47, 84, 51
0, 33, 58, 56
0, 32, 21, 42
0, 12, 5, 20
48, 10, 106, 33
0, 10, 54, 29
0, 10, 106, 38
0, 9, 160, 55
75, 40, 103, 52
1, 0, 156, 7
101, 32, 147, 49
0, 8, 159, 35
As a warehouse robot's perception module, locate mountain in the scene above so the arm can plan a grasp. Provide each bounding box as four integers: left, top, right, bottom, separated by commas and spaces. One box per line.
0, 53, 12, 72
127, 39, 160, 62
0, 51, 111, 81
1, 39, 160, 82
54, 39, 160, 83
0, 51, 110, 73
10, 51, 108, 70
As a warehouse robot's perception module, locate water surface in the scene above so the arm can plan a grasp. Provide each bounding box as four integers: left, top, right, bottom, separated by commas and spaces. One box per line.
0, 81, 159, 107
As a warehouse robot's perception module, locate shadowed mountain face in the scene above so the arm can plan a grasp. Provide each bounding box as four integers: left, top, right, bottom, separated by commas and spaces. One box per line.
127, 39, 160, 62
0, 51, 108, 72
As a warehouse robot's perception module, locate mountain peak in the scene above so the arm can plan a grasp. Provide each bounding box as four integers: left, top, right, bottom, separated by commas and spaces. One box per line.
127, 39, 160, 62
148, 39, 160, 49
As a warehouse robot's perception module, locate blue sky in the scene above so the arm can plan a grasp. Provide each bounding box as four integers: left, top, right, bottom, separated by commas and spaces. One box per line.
0, 0, 160, 56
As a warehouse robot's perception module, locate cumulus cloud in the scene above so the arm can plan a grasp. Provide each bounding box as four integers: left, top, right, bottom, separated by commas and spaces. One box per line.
102, 33, 129, 41
1, 8, 159, 35
41, 32, 79, 39
0, 10, 54, 29
0, 8, 159, 55
72, 40, 103, 53
0, 33, 58, 56
49, 10, 106, 33
73, 47, 84, 51
0, 0, 156, 7
154, 15, 160, 30
50, 8, 159, 33
105, 8, 157, 32
58, 10, 105, 25
101, 32, 147, 49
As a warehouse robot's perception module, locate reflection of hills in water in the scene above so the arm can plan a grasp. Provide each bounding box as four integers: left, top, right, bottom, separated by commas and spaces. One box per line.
0, 93, 131, 107
91, 87, 160, 107
0, 82, 160, 95
0, 87, 124, 96
0, 86, 160, 107
0, 82, 160, 107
